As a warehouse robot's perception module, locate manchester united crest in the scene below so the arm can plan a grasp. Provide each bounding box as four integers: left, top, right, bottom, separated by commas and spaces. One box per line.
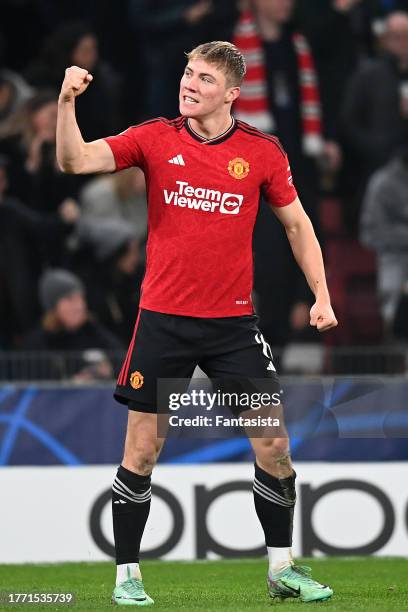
130, 370, 144, 389
228, 157, 250, 180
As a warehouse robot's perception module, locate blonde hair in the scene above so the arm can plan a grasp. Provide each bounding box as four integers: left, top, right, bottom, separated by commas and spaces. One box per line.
186, 41, 246, 87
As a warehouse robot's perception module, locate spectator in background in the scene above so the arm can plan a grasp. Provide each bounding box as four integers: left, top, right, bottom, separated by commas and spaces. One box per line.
0, 90, 82, 264
0, 69, 33, 131
0, 90, 81, 211
360, 145, 408, 331
233, 0, 335, 347
342, 11, 408, 227
294, 0, 373, 208
233, 0, 344, 177
25, 21, 120, 140
295, 0, 363, 147
80, 167, 148, 242
75, 219, 145, 344
0, 155, 79, 348
22, 269, 123, 381
29, 1, 132, 72
128, 0, 238, 118
369, 0, 408, 24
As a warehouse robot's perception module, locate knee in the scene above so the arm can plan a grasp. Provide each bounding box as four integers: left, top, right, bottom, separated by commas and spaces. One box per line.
255, 437, 290, 471
258, 437, 289, 460
123, 443, 158, 476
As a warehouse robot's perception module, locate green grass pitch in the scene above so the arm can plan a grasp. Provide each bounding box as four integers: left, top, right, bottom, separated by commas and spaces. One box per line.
0, 558, 407, 611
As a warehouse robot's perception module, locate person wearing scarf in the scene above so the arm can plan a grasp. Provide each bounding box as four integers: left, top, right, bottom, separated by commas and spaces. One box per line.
232, 1, 326, 349
233, 5, 324, 159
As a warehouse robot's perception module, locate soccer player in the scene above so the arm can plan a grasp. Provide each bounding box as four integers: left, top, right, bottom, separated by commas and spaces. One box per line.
57, 41, 337, 606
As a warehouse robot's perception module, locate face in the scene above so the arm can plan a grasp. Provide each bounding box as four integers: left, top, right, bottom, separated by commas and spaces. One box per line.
72, 34, 98, 71
384, 14, 408, 61
179, 58, 239, 119
252, 0, 294, 24
55, 291, 87, 330
31, 101, 58, 139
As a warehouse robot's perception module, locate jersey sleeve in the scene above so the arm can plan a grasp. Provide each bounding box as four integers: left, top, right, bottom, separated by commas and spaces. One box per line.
104, 124, 152, 171
262, 142, 298, 208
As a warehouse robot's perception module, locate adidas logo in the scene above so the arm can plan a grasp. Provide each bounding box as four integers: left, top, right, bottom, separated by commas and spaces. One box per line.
267, 361, 276, 371
114, 500, 127, 504
168, 154, 185, 166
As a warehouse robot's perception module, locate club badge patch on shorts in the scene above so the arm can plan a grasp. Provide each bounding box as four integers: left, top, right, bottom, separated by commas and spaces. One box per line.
130, 370, 144, 389
228, 157, 250, 180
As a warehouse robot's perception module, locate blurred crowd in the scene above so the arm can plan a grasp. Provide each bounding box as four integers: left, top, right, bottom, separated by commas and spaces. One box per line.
1, 0, 408, 380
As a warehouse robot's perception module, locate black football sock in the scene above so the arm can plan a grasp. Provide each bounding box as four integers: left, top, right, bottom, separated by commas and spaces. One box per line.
112, 465, 152, 565
253, 462, 296, 547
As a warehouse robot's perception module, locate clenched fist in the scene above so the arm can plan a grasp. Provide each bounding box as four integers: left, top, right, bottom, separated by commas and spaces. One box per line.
310, 301, 338, 332
59, 66, 93, 103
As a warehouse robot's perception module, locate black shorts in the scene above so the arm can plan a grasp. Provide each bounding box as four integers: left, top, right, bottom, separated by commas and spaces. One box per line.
115, 308, 280, 413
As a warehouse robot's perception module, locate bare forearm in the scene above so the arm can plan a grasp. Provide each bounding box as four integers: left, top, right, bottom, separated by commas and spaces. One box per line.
286, 216, 330, 302
273, 198, 337, 330
56, 66, 102, 174
56, 98, 86, 173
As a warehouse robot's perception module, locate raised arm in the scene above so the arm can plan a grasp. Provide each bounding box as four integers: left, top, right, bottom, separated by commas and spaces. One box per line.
57, 66, 116, 174
273, 197, 338, 332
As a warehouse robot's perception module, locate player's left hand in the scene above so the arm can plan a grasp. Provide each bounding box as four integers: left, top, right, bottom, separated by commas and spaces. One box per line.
310, 301, 338, 332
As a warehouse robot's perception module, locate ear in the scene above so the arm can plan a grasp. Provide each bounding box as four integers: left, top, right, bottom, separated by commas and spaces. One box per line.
225, 86, 241, 104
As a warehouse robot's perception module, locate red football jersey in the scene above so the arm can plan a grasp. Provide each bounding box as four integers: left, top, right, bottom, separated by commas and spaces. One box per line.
104, 117, 297, 317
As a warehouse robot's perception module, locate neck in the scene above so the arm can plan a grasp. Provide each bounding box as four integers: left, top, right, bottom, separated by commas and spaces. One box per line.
188, 113, 233, 140
256, 17, 282, 42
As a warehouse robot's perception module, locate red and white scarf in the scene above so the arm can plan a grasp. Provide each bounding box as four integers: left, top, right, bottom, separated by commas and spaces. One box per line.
233, 10, 323, 156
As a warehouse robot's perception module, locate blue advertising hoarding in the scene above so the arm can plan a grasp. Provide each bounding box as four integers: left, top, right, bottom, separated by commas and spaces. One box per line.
0, 378, 407, 466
